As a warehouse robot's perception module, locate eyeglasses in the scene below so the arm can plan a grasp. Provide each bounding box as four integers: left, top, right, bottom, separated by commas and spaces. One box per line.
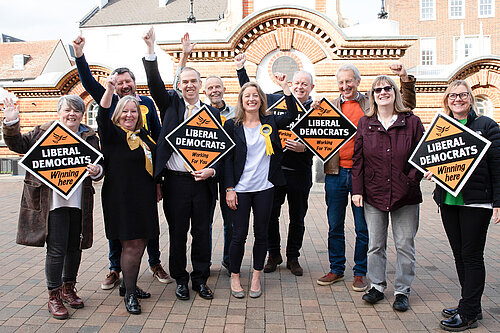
373, 86, 393, 94
448, 92, 469, 100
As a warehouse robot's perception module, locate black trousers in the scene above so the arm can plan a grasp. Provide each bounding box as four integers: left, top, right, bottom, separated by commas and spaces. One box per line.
441, 204, 492, 318
45, 207, 82, 290
268, 169, 312, 259
163, 173, 212, 285
229, 187, 274, 274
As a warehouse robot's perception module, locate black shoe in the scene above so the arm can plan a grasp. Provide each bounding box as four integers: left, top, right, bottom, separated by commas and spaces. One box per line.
192, 283, 214, 300
440, 313, 478, 331
286, 259, 303, 276
119, 285, 151, 299
362, 287, 384, 304
175, 284, 189, 300
124, 294, 141, 315
442, 307, 483, 320
221, 261, 231, 277
263, 255, 283, 273
393, 294, 409, 312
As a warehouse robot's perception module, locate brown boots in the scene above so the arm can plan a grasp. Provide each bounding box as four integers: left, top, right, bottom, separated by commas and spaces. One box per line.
48, 282, 84, 319
48, 287, 68, 320
62, 281, 84, 309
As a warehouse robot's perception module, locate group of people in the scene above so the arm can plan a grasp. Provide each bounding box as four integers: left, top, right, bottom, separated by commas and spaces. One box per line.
1, 27, 499, 332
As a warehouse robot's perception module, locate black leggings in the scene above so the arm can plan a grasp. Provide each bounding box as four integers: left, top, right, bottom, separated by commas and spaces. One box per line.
45, 207, 82, 290
229, 187, 274, 273
441, 204, 492, 318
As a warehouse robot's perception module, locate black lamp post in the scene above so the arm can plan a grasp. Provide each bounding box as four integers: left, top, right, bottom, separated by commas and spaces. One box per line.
378, 0, 388, 19
187, 0, 196, 23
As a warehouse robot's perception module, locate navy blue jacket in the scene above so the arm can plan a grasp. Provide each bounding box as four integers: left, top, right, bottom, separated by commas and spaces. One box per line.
224, 94, 298, 190
75, 55, 161, 141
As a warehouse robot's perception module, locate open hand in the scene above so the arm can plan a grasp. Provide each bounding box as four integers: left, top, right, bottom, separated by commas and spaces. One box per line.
2, 98, 19, 122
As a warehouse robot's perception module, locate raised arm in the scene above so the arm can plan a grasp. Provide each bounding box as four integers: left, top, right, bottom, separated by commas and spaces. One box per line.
389, 63, 416, 110
172, 32, 196, 96
274, 73, 298, 129
73, 36, 106, 104
234, 53, 250, 87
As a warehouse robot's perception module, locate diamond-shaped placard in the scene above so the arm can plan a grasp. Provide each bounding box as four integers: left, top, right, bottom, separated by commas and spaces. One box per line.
166, 105, 235, 171
266, 95, 307, 151
19, 121, 103, 200
290, 97, 357, 162
408, 111, 491, 196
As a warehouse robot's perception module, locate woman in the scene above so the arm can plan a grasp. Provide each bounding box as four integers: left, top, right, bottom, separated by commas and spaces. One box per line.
2, 96, 102, 320
224, 73, 297, 298
425, 80, 500, 331
351, 75, 425, 312
98, 74, 160, 314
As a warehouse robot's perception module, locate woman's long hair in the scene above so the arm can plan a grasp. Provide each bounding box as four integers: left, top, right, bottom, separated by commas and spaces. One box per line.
111, 96, 143, 131
442, 80, 477, 116
367, 75, 409, 117
233, 82, 269, 125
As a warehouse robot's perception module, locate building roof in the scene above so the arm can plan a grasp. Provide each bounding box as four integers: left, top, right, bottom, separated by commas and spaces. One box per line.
0, 40, 60, 81
80, 0, 228, 27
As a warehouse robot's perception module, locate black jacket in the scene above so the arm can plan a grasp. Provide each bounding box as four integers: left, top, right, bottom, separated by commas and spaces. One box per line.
142, 58, 221, 191
433, 109, 500, 207
224, 94, 298, 190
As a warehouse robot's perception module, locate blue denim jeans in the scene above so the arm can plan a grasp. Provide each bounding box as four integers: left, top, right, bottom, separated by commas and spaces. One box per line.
108, 237, 161, 272
325, 167, 368, 276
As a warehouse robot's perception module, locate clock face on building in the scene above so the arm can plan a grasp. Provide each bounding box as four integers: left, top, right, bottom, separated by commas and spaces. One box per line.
271, 56, 299, 81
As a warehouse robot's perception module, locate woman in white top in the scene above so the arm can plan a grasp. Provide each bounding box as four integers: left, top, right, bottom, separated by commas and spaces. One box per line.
223, 73, 297, 298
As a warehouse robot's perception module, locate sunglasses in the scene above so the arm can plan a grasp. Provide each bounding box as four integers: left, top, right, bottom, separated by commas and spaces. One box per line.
373, 86, 393, 94
448, 92, 469, 100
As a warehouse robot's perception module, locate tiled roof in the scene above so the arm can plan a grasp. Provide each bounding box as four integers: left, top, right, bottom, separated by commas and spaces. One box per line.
0, 40, 60, 81
80, 0, 228, 27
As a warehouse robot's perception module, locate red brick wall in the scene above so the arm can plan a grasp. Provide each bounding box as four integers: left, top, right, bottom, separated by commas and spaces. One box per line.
386, 0, 499, 68
243, 0, 254, 18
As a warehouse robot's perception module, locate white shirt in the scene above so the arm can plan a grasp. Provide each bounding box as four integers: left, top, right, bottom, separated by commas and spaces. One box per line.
235, 125, 273, 192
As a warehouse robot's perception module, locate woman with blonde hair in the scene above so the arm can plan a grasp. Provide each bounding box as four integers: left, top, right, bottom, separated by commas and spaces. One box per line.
352, 75, 425, 312
224, 73, 297, 298
425, 80, 500, 331
98, 74, 160, 314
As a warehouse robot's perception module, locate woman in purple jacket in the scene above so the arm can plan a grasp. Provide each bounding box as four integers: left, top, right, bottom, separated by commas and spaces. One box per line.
352, 75, 425, 312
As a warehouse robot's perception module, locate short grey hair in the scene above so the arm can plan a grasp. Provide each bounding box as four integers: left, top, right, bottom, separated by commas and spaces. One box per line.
336, 64, 361, 82
205, 76, 224, 88
292, 70, 314, 85
57, 95, 86, 114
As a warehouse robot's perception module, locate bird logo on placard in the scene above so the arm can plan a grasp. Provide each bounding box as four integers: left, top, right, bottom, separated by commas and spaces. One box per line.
52, 133, 67, 143
196, 115, 210, 126
435, 125, 449, 137
317, 106, 331, 116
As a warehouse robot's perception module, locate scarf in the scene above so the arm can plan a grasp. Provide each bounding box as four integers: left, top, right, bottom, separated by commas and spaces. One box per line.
119, 126, 153, 177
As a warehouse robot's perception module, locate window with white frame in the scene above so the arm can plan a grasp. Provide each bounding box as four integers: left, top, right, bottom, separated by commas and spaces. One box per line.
476, 96, 493, 117
420, 38, 436, 66
449, 0, 465, 18
86, 101, 98, 130
421, 0, 436, 20
478, 0, 494, 17
453, 35, 491, 61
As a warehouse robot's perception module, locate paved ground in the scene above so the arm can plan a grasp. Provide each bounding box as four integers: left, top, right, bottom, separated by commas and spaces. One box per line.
0, 175, 498, 333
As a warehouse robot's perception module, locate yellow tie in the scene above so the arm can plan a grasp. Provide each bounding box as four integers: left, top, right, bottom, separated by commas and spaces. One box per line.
186, 104, 195, 119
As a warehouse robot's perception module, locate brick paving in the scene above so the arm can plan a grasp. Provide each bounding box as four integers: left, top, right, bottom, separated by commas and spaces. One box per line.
0, 175, 498, 332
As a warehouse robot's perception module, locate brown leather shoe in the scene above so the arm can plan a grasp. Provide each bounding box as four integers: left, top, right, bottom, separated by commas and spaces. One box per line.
149, 264, 173, 284
316, 272, 344, 286
62, 281, 84, 309
48, 286, 68, 320
263, 255, 283, 273
101, 270, 120, 290
286, 259, 303, 276
352, 276, 368, 292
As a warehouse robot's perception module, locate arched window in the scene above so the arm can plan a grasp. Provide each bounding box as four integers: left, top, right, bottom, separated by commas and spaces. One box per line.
87, 101, 99, 130
475, 96, 493, 118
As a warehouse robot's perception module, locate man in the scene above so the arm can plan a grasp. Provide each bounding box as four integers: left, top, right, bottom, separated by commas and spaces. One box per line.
174, 33, 235, 276
72, 36, 170, 291
142, 27, 220, 301
234, 53, 315, 276
317, 63, 416, 294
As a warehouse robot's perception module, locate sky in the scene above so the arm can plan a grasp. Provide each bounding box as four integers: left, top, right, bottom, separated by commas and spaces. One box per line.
0, 0, 381, 45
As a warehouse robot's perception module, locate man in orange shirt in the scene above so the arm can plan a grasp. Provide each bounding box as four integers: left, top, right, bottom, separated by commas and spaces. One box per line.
317, 63, 416, 291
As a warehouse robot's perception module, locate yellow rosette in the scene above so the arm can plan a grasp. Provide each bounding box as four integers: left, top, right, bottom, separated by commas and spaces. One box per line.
260, 124, 274, 156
